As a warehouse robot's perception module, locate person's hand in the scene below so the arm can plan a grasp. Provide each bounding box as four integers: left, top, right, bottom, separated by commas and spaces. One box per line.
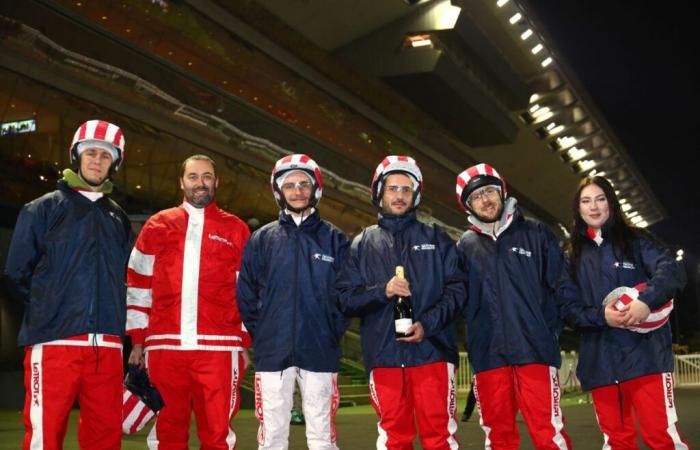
129, 344, 145, 369
397, 321, 424, 343
604, 302, 628, 328
242, 348, 252, 369
385, 276, 411, 299
620, 299, 651, 327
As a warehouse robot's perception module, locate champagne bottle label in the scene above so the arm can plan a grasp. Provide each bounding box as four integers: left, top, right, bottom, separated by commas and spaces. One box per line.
395, 318, 412, 333
396, 266, 404, 278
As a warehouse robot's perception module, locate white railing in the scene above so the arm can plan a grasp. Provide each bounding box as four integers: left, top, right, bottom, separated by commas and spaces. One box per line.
675, 354, 700, 386
457, 352, 700, 391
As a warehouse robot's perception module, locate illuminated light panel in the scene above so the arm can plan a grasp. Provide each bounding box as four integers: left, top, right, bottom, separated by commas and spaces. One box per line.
626, 211, 639, 219
677, 249, 684, 256
546, 122, 556, 131
531, 106, 551, 118
532, 44, 543, 54
621, 203, 632, 212
405, 34, 433, 48
509, 13, 522, 24
497, 0, 509, 7
557, 136, 577, 148
536, 111, 553, 122
567, 147, 587, 161
541, 57, 553, 67
434, 1, 462, 29
521, 29, 533, 40
411, 38, 432, 47
630, 216, 643, 224
577, 160, 596, 172
529, 104, 540, 112
530, 93, 540, 103
619, 198, 628, 204
549, 125, 565, 135
637, 221, 648, 228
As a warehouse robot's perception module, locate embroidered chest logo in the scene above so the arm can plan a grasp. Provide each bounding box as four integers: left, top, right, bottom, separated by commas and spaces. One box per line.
109, 211, 122, 224
411, 244, 436, 252
613, 262, 636, 270
208, 233, 234, 248
511, 247, 532, 257
312, 253, 335, 263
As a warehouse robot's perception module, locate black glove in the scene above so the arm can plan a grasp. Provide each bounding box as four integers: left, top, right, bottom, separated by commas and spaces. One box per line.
124, 364, 165, 412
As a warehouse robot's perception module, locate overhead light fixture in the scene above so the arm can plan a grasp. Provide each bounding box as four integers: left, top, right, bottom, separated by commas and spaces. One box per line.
589, 169, 606, 177
626, 211, 639, 219
497, 0, 509, 7
541, 57, 553, 67
531, 44, 543, 54
509, 13, 522, 24
529, 104, 540, 113
637, 221, 648, 228
404, 34, 433, 48
566, 147, 587, 161
677, 249, 684, 257
621, 203, 632, 212
521, 29, 533, 40
619, 198, 628, 204
531, 106, 551, 118
557, 136, 577, 148
630, 216, 643, 224
576, 159, 596, 172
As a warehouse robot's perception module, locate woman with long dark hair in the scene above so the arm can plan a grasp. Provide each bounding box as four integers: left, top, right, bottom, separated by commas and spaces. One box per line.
558, 176, 689, 449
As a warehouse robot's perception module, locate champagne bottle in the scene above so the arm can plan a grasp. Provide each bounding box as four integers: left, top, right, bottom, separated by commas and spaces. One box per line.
393, 266, 414, 338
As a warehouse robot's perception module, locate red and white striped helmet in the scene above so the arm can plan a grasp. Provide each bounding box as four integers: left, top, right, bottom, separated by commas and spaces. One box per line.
70, 120, 125, 172
602, 282, 674, 333
122, 387, 156, 435
370, 155, 423, 208
270, 154, 323, 209
455, 163, 507, 214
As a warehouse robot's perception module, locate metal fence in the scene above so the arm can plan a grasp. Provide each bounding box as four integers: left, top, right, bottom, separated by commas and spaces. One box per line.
457, 352, 700, 392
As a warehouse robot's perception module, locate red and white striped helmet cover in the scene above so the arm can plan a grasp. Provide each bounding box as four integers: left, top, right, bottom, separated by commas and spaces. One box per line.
122, 387, 156, 434
70, 120, 125, 170
455, 163, 507, 213
605, 282, 674, 333
270, 154, 323, 208
370, 155, 423, 207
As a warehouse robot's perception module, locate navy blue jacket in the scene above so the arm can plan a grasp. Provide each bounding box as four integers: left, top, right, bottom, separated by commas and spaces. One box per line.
237, 210, 350, 372
557, 228, 683, 391
336, 211, 465, 372
457, 208, 564, 374
4, 180, 132, 346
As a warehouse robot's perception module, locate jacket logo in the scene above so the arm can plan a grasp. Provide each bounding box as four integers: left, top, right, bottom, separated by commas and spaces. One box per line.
411, 244, 436, 251
312, 253, 335, 263
208, 233, 234, 248
109, 211, 122, 224
613, 262, 636, 270
664, 373, 674, 408
511, 247, 532, 257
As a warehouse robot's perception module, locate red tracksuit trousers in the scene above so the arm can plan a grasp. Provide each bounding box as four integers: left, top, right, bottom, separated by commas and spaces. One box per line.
369, 361, 459, 450
474, 364, 571, 450
591, 373, 690, 449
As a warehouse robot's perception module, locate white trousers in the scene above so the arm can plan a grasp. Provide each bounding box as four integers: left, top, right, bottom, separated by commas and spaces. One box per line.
255, 367, 340, 450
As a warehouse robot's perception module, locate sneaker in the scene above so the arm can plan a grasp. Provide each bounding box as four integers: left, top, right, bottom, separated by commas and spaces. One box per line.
290, 409, 305, 425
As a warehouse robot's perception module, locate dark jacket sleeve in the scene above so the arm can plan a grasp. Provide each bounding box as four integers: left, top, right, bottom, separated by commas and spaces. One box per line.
417, 229, 467, 337
332, 229, 352, 335
336, 233, 389, 317
556, 257, 606, 330
236, 233, 261, 338
637, 237, 685, 310
4, 203, 45, 305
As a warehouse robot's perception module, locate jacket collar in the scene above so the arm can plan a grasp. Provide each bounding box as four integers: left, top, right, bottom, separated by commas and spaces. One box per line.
181, 199, 218, 218
279, 208, 321, 229
378, 210, 418, 233
468, 197, 519, 240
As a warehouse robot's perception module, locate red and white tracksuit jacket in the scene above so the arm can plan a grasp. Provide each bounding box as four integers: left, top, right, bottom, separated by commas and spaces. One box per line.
126, 200, 250, 449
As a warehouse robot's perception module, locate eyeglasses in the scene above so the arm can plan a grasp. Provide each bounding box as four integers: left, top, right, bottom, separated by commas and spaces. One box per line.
468, 186, 500, 204
385, 185, 413, 194
281, 181, 313, 192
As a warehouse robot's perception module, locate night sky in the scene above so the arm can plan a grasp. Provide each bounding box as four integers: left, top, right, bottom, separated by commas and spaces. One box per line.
526, 1, 699, 336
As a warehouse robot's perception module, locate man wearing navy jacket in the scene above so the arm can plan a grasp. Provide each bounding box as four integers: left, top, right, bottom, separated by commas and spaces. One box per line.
5, 120, 131, 450
454, 163, 572, 450
237, 154, 349, 450
337, 155, 465, 450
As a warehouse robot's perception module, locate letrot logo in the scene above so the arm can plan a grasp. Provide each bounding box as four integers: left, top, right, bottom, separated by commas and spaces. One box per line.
32, 362, 40, 407
208, 233, 234, 248
665, 373, 674, 408
613, 261, 636, 270
411, 244, 436, 251
551, 374, 561, 417
312, 253, 335, 263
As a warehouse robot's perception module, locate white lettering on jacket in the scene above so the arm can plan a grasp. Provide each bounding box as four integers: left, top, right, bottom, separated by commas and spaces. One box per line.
511, 247, 532, 257
208, 233, 234, 248
312, 253, 335, 263
411, 244, 436, 251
